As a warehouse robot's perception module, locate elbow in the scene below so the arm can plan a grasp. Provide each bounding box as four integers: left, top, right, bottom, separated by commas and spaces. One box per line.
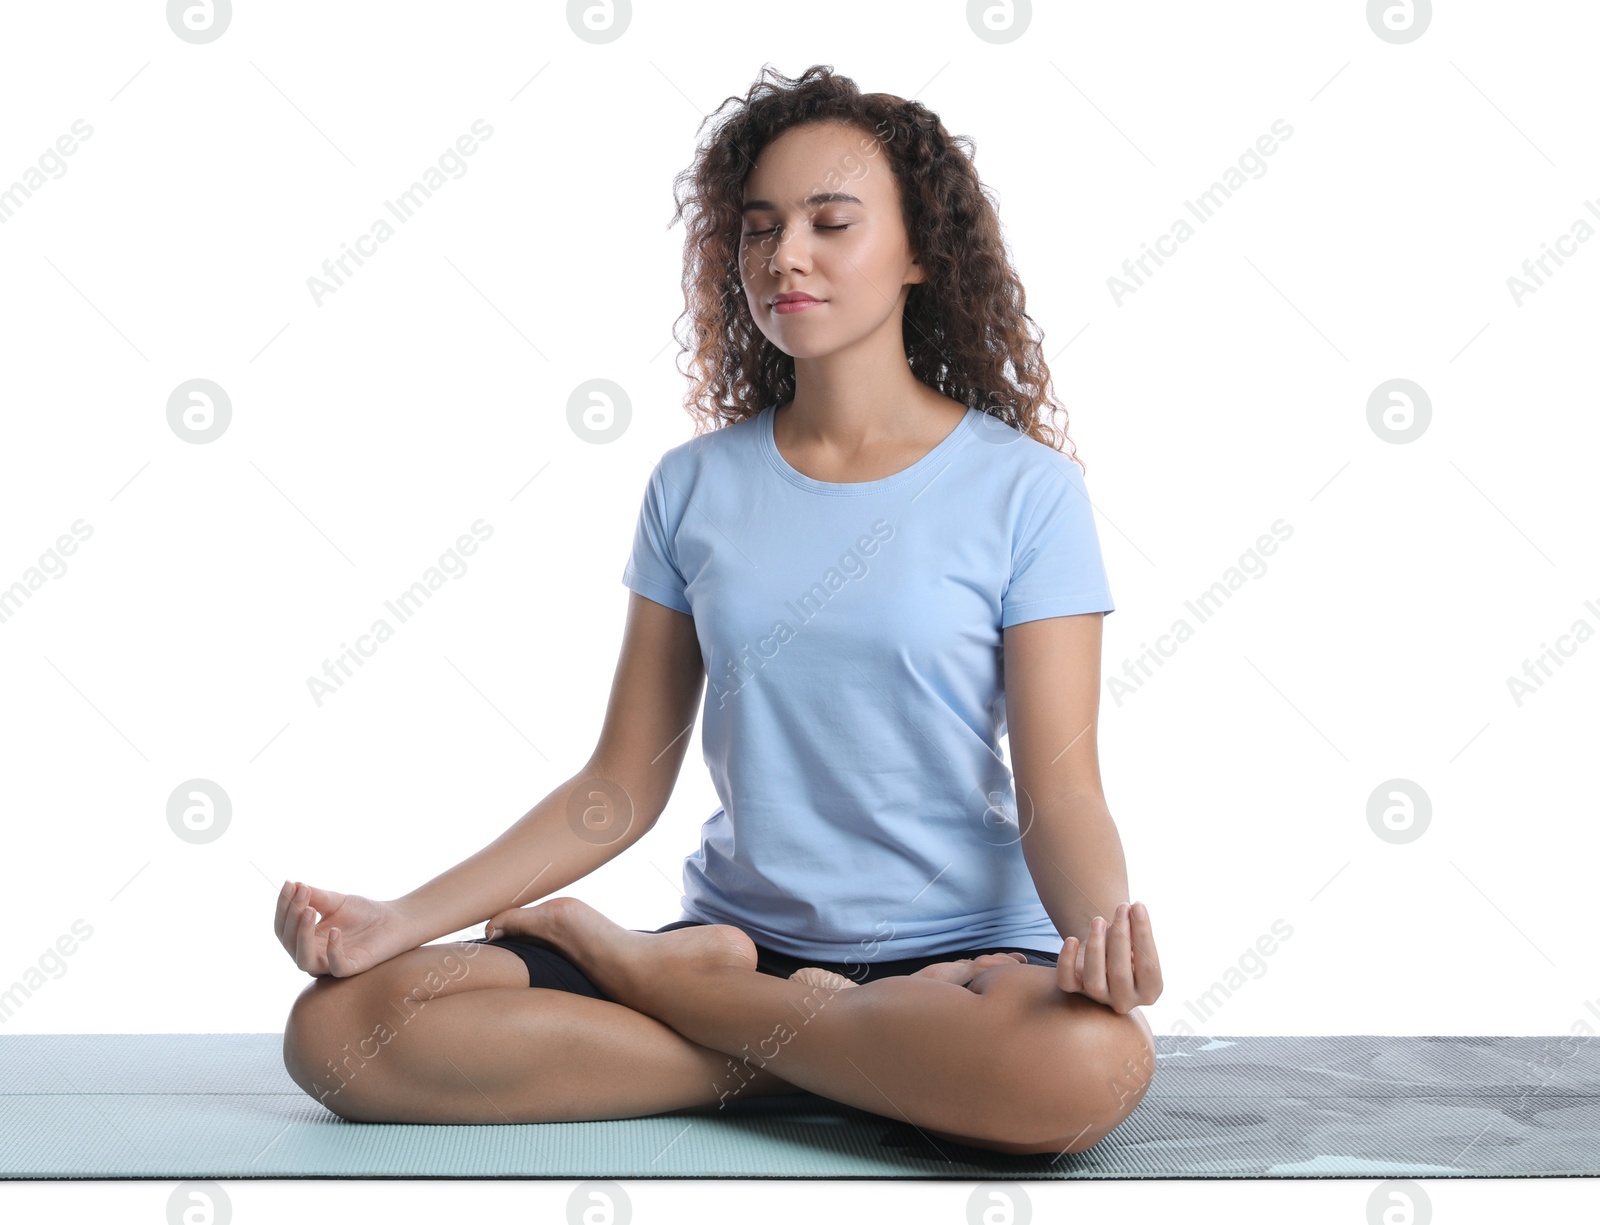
572, 758, 665, 847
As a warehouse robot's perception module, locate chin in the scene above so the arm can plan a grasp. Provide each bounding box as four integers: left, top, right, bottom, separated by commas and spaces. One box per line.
759, 334, 828, 361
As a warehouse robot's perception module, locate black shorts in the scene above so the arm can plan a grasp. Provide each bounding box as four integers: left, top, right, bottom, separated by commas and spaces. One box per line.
466, 919, 1059, 1000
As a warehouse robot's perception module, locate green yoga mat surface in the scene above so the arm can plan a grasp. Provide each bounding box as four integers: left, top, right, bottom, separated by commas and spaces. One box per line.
2, 1032, 1595, 1178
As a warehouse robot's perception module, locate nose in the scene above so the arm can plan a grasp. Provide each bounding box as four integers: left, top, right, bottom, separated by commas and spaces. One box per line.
758, 226, 811, 279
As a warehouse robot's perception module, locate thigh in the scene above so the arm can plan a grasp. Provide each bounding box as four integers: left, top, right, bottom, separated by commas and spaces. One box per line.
284, 937, 538, 1079
465, 935, 608, 998
347, 938, 533, 1000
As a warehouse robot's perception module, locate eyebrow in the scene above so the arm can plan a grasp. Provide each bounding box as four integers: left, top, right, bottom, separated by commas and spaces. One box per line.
741, 192, 863, 213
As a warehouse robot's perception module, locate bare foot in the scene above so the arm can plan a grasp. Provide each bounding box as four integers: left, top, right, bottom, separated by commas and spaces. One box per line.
484, 896, 757, 1006
789, 966, 859, 991
910, 951, 1029, 988
789, 952, 1029, 993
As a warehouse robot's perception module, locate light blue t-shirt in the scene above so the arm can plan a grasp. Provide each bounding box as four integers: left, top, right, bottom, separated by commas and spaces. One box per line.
621, 403, 1115, 963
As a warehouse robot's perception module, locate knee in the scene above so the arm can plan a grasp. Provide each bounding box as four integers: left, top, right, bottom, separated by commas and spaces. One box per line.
281, 976, 391, 1121
1040, 1006, 1158, 1154
281, 943, 487, 1120
997, 1003, 1156, 1156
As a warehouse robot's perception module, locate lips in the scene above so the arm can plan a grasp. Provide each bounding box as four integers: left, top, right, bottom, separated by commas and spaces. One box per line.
772, 293, 820, 305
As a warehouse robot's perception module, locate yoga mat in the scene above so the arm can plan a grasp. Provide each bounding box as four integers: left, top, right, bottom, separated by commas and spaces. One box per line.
2, 1032, 1595, 1178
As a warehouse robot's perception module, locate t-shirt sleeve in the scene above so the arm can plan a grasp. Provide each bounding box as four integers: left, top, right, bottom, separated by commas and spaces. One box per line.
621, 460, 693, 616
1000, 462, 1115, 628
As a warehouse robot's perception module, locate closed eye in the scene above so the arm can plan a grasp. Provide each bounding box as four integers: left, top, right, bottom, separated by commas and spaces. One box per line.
743, 224, 851, 237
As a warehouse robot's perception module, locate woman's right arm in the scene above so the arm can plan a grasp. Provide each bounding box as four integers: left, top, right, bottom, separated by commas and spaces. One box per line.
278, 591, 704, 976
393, 590, 706, 946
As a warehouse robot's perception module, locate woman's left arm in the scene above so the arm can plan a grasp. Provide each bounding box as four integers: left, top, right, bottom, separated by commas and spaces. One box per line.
1002, 612, 1163, 1014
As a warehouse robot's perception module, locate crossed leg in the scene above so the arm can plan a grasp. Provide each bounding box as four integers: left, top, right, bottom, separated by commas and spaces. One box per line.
282, 936, 814, 1126
495, 897, 1157, 1156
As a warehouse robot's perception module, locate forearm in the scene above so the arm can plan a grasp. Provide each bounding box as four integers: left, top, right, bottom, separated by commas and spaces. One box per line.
1017, 789, 1130, 946
391, 764, 651, 946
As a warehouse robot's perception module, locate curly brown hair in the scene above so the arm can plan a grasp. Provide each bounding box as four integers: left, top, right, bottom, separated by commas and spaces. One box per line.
666, 63, 1083, 469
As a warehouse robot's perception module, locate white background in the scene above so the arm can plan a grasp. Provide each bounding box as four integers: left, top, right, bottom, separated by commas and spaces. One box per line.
2, 0, 1595, 1219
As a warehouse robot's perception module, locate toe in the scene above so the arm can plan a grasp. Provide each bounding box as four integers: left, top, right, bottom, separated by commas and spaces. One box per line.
789, 966, 858, 991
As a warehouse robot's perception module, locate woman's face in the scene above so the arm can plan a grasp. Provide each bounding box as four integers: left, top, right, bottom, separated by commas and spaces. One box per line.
738, 121, 925, 360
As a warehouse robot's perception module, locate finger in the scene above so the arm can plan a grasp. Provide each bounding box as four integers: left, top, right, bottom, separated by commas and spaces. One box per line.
1056, 938, 1080, 993
1130, 901, 1165, 999
274, 879, 293, 948
275, 878, 306, 950
284, 883, 307, 962
1105, 904, 1136, 1012
294, 897, 318, 974
304, 883, 347, 914
325, 927, 355, 977
1082, 916, 1109, 1000
294, 891, 324, 975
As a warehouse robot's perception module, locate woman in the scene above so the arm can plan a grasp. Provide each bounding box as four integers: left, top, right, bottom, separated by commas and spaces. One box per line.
277, 64, 1162, 1157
